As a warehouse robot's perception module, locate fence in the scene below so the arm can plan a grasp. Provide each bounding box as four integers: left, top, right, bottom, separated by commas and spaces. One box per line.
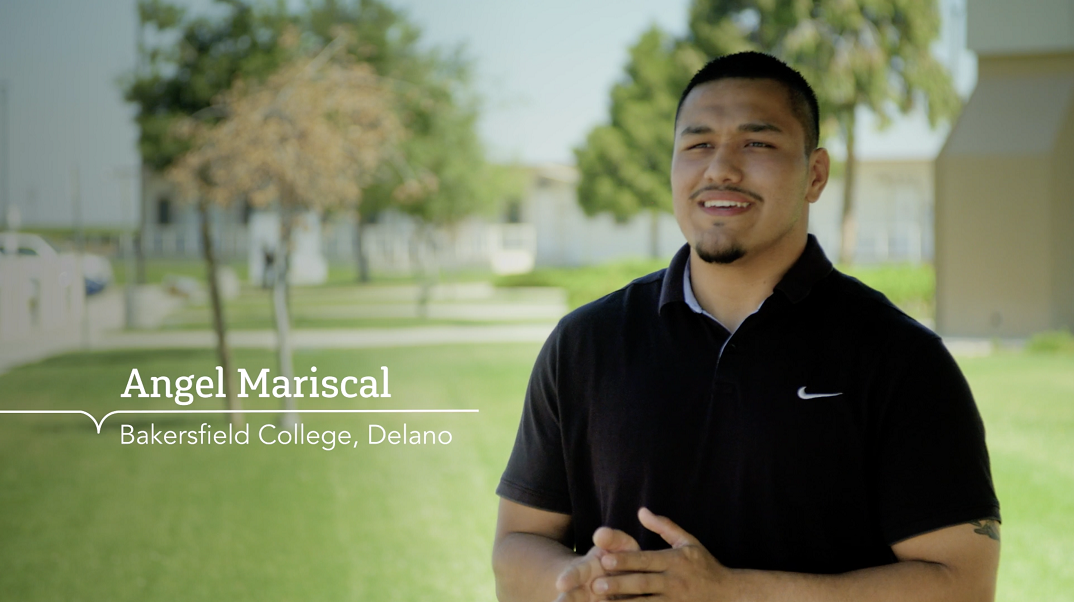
0, 253, 85, 343
137, 221, 537, 275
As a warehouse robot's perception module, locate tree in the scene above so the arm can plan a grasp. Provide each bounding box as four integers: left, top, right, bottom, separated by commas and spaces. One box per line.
303, 0, 506, 284
167, 42, 402, 425
574, 27, 706, 258
123, 0, 295, 425
123, 0, 497, 421
125, 0, 294, 171
688, 0, 960, 264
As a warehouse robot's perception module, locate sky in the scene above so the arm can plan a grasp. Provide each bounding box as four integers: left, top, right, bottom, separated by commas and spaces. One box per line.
0, 0, 976, 227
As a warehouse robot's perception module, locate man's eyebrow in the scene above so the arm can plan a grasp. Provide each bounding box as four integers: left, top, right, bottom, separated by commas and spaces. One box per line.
678, 122, 785, 137
678, 124, 712, 137
739, 121, 783, 134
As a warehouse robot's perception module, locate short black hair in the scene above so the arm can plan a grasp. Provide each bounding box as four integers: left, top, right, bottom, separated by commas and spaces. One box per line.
676, 52, 820, 155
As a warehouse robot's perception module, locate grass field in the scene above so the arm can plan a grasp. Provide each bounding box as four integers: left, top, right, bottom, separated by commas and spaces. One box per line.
110, 258, 496, 288
0, 346, 1070, 601
157, 283, 566, 330
497, 257, 935, 321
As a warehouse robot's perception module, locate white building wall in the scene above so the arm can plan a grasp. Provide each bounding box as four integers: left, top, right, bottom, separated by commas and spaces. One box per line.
526, 172, 684, 267
530, 162, 934, 268
808, 160, 935, 264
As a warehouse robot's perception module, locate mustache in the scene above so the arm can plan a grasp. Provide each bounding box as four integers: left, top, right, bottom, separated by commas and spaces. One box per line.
689, 184, 763, 203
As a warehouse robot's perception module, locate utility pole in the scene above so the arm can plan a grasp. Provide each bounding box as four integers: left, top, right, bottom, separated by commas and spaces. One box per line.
72, 165, 90, 348
948, 0, 964, 88
135, 3, 147, 284
0, 81, 9, 231
114, 166, 138, 329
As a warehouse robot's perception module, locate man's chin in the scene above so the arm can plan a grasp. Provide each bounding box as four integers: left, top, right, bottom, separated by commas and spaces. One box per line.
695, 244, 746, 265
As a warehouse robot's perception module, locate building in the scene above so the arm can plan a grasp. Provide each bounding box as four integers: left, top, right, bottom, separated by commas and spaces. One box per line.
524, 160, 936, 268
935, 0, 1074, 337
138, 153, 938, 278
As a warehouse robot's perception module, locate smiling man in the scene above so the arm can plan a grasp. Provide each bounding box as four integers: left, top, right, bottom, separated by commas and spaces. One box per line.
493, 52, 1000, 602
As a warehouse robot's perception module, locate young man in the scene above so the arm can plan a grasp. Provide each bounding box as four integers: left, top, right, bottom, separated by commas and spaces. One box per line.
493, 52, 1000, 602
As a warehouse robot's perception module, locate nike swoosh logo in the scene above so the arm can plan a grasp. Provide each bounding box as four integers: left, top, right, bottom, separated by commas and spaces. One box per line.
797, 387, 842, 400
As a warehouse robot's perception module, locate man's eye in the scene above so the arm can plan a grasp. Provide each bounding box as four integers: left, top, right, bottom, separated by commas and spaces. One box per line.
688, 142, 712, 150
747, 141, 772, 148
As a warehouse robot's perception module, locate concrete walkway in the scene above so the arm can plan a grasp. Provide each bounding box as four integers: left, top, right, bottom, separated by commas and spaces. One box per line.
0, 284, 562, 374
0, 280, 1009, 375
94, 323, 557, 351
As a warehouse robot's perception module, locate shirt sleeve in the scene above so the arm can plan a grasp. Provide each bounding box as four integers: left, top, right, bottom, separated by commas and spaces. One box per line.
875, 335, 1001, 544
496, 325, 573, 515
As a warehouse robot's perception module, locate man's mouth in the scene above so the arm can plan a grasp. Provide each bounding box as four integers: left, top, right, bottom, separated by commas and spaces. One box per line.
702, 200, 750, 209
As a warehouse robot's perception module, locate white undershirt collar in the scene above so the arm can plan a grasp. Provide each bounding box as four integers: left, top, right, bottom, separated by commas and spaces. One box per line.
683, 256, 767, 333
683, 256, 722, 325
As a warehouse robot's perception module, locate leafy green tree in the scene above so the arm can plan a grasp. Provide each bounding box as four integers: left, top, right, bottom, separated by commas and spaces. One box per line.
124, 0, 295, 424
125, 0, 293, 171
574, 27, 705, 258
303, 0, 513, 283
168, 49, 401, 426
122, 0, 502, 413
688, 0, 959, 263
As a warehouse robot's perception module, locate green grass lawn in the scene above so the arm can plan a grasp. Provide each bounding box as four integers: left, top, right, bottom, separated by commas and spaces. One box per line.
158, 283, 565, 330
0, 345, 535, 601
0, 346, 1070, 601
112, 258, 497, 288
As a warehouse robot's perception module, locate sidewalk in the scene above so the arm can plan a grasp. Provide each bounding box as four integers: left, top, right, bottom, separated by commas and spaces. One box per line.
93, 323, 557, 351
0, 283, 563, 375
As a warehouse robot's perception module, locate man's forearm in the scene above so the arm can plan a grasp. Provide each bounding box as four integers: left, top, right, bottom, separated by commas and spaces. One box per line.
493, 532, 577, 602
734, 558, 993, 602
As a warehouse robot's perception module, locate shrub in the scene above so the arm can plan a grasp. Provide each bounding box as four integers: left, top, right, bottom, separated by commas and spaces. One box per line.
1026, 330, 1074, 354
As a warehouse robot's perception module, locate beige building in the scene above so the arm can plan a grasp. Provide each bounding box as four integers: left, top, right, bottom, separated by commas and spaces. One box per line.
935, 0, 1074, 337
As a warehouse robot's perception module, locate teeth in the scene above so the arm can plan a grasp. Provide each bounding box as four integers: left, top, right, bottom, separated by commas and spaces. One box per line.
703, 200, 749, 208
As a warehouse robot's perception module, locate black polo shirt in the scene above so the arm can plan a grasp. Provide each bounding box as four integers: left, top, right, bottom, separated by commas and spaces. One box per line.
497, 236, 1000, 575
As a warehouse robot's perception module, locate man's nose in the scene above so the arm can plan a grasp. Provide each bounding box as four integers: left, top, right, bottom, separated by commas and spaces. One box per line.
702, 144, 743, 184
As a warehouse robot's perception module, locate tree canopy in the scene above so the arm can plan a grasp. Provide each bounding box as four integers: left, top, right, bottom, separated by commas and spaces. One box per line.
124, 0, 510, 226
166, 42, 400, 213
573, 27, 705, 256
574, 28, 704, 222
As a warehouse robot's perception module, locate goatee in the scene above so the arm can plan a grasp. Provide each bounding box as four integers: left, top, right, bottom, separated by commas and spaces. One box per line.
696, 244, 745, 264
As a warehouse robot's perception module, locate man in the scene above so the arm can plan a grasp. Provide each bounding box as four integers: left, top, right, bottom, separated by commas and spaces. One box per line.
492, 52, 1000, 602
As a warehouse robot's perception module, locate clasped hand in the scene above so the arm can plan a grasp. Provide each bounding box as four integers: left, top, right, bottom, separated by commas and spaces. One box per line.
554, 507, 737, 601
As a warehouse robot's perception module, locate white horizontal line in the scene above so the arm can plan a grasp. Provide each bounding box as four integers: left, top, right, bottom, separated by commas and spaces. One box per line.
0, 409, 479, 434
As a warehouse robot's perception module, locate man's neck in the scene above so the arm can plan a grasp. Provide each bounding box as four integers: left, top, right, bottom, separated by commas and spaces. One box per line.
688, 235, 808, 333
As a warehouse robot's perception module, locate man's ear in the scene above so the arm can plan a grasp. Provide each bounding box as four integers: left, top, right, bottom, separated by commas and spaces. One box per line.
805, 147, 830, 204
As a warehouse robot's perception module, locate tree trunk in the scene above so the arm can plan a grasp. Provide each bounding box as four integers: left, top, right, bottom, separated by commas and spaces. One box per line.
355, 209, 370, 283
649, 208, 660, 259
198, 199, 241, 425
414, 224, 438, 319
136, 164, 147, 285
839, 113, 859, 266
134, 230, 146, 284
274, 207, 298, 429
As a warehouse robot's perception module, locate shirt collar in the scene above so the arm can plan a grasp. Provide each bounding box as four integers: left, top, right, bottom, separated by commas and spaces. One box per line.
773, 234, 834, 303
658, 234, 833, 314
682, 258, 718, 321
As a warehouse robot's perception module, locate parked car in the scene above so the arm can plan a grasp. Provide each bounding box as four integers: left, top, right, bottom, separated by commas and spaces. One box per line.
0, 231, 114, 295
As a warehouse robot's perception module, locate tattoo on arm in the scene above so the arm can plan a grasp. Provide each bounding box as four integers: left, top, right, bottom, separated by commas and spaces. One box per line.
970, 519, 1000, 542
